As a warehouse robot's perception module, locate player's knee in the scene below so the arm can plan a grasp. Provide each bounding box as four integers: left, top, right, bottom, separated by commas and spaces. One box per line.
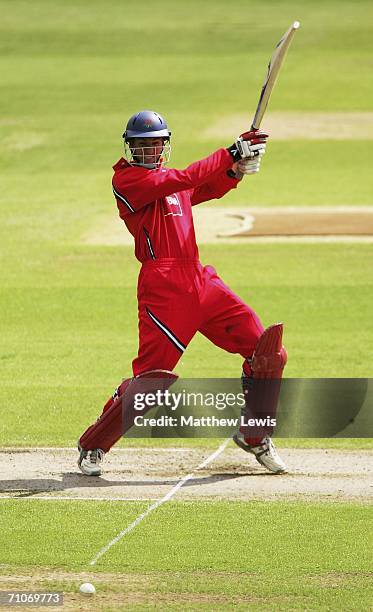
243, 323, 287, 376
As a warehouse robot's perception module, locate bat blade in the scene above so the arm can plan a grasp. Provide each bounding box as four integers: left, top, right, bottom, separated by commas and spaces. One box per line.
252, 21, 300, 130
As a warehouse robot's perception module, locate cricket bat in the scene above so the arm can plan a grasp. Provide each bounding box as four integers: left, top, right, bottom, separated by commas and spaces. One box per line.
236, 21, 300, 178
252, 21, 300, 130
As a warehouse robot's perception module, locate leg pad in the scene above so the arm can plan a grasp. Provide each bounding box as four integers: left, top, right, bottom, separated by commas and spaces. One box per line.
240, 323, 287, 443
79, 370, 178, 453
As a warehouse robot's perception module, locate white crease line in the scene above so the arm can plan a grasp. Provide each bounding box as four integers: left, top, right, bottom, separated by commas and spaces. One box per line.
217, 212, 255, 237
89, 438, 230, 566
238, 235, 373, 243
0, 447, 193, 453
0, 496, 160, 502
234, 206, 373, 214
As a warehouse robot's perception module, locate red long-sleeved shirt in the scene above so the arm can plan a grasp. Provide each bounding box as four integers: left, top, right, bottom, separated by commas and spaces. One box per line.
112, 148, 239, 262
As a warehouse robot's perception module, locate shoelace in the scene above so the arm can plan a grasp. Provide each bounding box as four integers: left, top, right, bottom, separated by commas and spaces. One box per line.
259, 438, 274, 456
89, 449, 103, 463
265, 440, 281, 459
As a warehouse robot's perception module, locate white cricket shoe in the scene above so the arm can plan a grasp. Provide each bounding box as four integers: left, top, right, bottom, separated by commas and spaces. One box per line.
78, 446, 105, 476
233, 433, 287, 474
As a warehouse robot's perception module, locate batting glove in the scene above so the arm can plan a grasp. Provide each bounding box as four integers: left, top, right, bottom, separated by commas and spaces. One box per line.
237, 157, 262, 175
227, 129, 268, 162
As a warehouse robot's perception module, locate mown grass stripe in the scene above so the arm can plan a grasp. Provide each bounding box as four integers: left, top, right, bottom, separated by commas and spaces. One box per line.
89, 438, 230, 566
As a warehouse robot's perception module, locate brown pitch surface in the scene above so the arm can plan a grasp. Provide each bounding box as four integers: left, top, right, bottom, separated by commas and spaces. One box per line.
1, 447, 372, 502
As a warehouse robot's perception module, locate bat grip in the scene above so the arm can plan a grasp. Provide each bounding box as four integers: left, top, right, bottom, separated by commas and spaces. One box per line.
234, 123, 260, 179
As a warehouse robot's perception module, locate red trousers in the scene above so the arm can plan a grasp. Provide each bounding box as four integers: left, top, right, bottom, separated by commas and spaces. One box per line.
79, 259, 265, 452
132, 259, 264, 375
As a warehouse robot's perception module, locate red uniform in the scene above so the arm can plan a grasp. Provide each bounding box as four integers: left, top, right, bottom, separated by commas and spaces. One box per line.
112, 148, 264, 377
79, 148, 266, 453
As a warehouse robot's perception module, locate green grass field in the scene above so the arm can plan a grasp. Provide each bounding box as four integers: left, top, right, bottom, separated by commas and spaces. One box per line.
1, 499, 372, 610
1, 0, 373, 609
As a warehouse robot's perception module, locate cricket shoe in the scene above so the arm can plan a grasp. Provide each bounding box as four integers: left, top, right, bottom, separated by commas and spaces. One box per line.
233, 433, 287, 474
78, 445, 105, 476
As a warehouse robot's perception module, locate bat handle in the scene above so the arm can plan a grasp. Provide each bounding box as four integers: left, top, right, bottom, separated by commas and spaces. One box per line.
234, 124, 261, 179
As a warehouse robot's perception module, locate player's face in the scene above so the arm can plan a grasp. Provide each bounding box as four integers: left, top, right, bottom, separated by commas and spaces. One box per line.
130, 137, 165, 165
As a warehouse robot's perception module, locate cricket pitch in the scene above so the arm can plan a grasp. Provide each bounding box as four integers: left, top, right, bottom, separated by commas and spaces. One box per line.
1, 447, 372, 503
84, 206, 373, 246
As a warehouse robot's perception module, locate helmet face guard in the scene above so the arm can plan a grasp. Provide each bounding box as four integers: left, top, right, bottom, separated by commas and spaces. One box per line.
124, 140, 171, 169
123, 110, 171, 169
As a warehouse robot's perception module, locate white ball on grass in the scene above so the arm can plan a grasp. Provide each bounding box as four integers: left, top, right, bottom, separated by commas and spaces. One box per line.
79, 582, 96, 596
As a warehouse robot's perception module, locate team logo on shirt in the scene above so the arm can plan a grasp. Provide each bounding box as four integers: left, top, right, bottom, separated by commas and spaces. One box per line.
164, 194, 183, 217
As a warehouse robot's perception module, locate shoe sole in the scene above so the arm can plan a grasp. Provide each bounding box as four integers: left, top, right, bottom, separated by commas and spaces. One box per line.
255, 455, 287, 475
77, 462, 102, 477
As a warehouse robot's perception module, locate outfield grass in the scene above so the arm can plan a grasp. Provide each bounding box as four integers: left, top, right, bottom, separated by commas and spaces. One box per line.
1, 0, 373, 227
1, 2, 372, 608
1, 242, 372, 446
0, 6, 371, 440
0, 499, 372, 609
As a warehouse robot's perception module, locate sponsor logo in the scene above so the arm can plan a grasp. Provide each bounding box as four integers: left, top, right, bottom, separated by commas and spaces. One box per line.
164, 194, 183, 217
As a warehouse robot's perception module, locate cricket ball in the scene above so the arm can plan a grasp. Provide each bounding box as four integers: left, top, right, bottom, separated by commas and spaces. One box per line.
79, 582, 96, 596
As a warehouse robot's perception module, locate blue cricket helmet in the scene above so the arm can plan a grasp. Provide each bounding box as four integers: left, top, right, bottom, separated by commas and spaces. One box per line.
123, 110, 171, 140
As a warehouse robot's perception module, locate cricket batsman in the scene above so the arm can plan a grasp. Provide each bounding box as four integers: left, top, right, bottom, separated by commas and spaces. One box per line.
77, 110, 287, 476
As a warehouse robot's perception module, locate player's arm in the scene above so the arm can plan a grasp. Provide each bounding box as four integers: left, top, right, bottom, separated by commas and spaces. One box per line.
113, 148, 235, 216
191, 130, 269, 205
114, 131, 268, 215
190, 167, 241, 206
